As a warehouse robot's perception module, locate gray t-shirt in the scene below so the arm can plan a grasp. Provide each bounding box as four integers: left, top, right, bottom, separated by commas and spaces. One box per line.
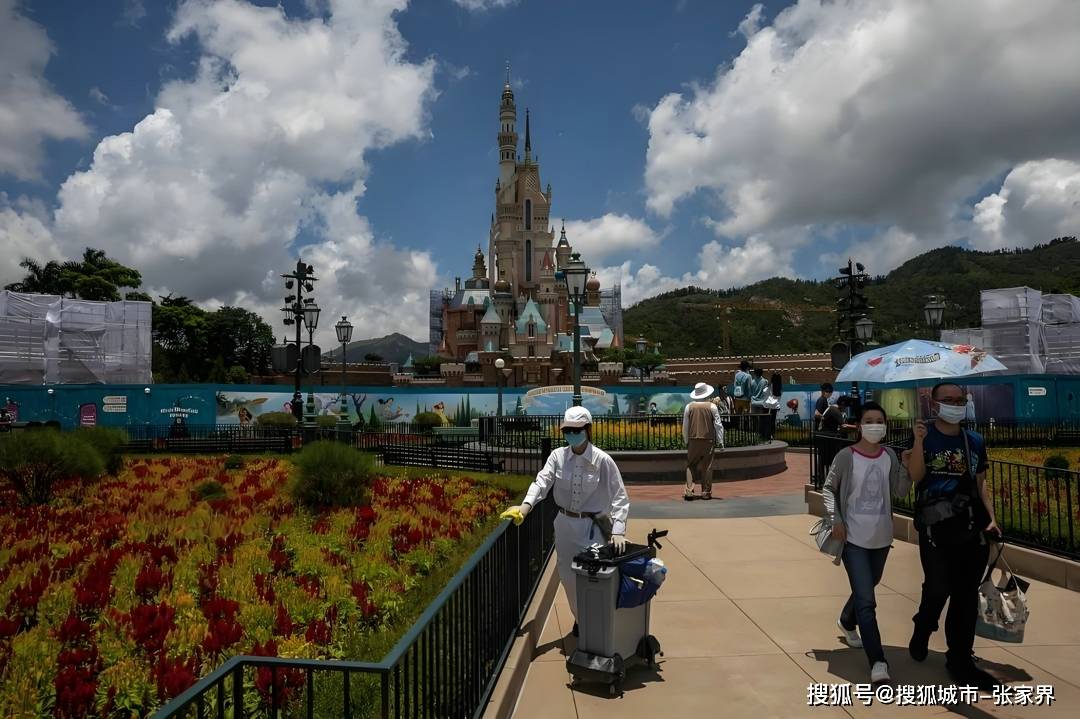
845, 448, 893, 549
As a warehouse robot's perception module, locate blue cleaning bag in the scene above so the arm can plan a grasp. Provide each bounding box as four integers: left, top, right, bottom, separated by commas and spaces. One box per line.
617, 556, 661, 609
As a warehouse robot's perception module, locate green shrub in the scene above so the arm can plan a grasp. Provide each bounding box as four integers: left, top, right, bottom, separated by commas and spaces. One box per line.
0, 431, 105, 505
413, 412, 444, 431
72, 426, 128, 475
290, 441, 375, 508
315, 415, 340, 429
1044, 454, 1071, 480
223, 454, 245, 470
193, 479, 227, 501
256, 411, 297, 428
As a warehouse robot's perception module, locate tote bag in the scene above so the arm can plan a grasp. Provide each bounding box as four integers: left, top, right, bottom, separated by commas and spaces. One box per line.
976, 542, 1030, 643
809, 518, 843, 565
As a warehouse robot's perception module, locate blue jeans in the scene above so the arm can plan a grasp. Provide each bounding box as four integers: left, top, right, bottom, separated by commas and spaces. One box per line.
840, 543, 891, 666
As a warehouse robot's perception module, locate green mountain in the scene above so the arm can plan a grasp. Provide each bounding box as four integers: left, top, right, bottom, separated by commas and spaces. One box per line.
624, 237, 1080, 358
324, 332, 427, 365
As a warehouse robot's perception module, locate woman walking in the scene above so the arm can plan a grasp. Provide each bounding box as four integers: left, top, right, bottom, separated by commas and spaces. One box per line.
822, 401, 911, 683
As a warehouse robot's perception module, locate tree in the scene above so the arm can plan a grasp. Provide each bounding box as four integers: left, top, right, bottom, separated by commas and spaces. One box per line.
153, 295, 210, 382
206, 306, 274, 376
412, 355, 444, 376
208, 357, 229, 383
4, 248, 142, 301
227, 365, 250, 384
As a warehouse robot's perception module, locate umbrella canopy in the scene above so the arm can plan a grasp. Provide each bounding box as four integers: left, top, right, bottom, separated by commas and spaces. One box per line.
836, 339, 1007, 384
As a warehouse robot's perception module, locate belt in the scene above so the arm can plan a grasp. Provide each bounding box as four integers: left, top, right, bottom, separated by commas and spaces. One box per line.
559, 507, 596, 519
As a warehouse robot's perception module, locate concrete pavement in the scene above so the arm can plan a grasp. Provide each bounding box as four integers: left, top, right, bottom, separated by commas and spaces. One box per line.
510, 514, 1080, 718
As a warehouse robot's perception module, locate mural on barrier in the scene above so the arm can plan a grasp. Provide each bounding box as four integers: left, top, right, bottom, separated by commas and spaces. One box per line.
1, 376, 1075, 429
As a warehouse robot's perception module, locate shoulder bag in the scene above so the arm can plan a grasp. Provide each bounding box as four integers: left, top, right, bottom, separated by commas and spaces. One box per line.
914, 429, 981, 547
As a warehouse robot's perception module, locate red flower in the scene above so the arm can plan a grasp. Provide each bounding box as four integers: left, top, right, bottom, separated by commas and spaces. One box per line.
254, 573, 276, 603
125, 602, 176, 657
305, 618, 332, 645
274, 603, 295, 637
55, 613, 93, 644
7, 566, 49, 618
1035, 501, 1049, 517
0, 616, 20, 638
155, 655, 197, 701
250, 639, 304, 707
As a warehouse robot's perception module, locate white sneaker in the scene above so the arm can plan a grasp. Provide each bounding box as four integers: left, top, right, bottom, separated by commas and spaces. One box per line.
838, 618, 862, 647
871, 661, 890, 684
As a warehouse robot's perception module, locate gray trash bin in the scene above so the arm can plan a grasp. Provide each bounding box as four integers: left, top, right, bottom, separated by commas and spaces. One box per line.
566, 529, 667, 696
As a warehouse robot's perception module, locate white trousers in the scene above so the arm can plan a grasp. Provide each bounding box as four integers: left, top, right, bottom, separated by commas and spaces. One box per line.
553, 511, 601, 620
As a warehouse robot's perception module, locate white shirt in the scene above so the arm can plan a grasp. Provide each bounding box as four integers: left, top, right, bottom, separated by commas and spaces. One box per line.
845, 448, 893, 550
523, 443, 630, 536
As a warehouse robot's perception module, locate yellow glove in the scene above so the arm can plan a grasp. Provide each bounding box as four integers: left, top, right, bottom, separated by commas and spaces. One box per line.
500, 504, 529, 526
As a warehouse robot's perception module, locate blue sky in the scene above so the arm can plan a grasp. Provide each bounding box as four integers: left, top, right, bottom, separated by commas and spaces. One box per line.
2, 0, 1079, 343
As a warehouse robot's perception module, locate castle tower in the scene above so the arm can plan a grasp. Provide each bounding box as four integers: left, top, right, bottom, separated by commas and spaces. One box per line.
498, 62, 518, 188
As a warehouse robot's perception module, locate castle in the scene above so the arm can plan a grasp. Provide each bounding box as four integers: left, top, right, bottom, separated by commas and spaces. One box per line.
428, 68, 623, 386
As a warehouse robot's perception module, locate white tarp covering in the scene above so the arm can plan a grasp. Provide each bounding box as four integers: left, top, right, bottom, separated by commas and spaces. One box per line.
1041, 294, 1080, 324
0, 291, 152, 384
980, 287, 1043, 325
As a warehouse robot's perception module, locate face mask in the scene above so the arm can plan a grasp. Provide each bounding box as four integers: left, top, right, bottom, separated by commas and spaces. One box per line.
565, 430, 588, 448
935, 403, 967, 424
861, 424, 887, 443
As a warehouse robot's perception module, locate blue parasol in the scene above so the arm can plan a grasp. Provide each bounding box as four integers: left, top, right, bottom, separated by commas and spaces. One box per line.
836, 339, 1007, 384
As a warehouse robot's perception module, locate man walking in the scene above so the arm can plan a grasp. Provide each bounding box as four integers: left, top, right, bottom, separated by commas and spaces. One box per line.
904, 382, 1002, 690
683, 382, 725, 501
815, 383, 834, 430
733, 360, 753, 415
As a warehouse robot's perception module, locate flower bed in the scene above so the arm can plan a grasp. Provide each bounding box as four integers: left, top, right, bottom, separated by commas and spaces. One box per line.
0, 456, 514, 717
988, 447, 1080, 468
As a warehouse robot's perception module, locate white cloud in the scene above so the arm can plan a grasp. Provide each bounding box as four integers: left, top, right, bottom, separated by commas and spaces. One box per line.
733, 3, 764, 41
595, 235, 794, 307
452, 0, 518, 11
0, 194, 63, 288
0, 0, 89, 181
970, 159, 1080, 251
9, 0, 440, 344
564, 214, 663, 261
820, 226, 927, 276
88, 86, 113, 107
643, 0, 1080, 252
119, 0, 146, 27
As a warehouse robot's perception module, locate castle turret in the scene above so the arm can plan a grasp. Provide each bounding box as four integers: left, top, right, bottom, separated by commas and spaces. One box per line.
498, 62, 518, 187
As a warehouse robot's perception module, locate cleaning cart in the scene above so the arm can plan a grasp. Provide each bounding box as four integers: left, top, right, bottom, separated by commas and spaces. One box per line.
566, 528, 668, 696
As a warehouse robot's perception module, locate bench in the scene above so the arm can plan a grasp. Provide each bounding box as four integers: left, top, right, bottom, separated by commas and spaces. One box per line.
380, 444, 504, 473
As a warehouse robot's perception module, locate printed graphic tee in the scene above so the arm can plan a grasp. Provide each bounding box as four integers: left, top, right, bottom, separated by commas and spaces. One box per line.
916, 424, 991, 528
845, 448, 893, 549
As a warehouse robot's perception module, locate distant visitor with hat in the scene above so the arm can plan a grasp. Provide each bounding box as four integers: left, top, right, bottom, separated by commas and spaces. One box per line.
683, 382, 725, 500
501, 406, 629, 632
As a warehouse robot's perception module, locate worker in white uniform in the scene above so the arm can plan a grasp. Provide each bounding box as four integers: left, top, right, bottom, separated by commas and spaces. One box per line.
503, 406, 630, 632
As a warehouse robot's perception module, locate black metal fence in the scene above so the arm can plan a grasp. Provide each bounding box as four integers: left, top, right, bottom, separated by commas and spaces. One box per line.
794, 418, 1080, 450
154, 495, 556, 719
810, 433, 1080, 560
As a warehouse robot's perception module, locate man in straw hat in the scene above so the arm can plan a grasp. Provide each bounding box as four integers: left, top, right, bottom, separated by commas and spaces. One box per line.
683, 382, 725, 500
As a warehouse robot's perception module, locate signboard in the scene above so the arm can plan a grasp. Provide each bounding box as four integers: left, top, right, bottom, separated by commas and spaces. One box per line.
103, 395, 127, 412
1027, 387, 1047, 397
78, 403, 98, 427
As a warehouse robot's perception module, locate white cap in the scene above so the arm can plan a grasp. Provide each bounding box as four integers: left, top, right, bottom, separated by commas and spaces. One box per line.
690, 382, 715, 400
560, 406, 593, 429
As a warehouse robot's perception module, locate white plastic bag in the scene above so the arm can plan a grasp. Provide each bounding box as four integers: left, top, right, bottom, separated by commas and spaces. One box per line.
976, 543, 1029, 643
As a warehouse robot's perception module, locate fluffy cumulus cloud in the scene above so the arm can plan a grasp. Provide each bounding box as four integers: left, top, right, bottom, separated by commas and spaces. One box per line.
0, 194, 64, 285
644, 0, 1080, 273
0, 0, 89, 181
971, 159, 1080, 251
596, 234, 795, 308
563, 213, 663, 261
4, 0, 441, 343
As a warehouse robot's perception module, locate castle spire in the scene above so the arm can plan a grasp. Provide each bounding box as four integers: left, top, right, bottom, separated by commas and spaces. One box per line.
498, 65, 518, 186
524, 108, 531, 162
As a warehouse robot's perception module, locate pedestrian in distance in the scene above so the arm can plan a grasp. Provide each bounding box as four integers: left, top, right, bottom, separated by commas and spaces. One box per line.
501, 407, 629, 633
905, 382, 1002, 691
762, 372, 782, 441
683, 382, 725, 501
713, 385, 734, 416
732, 360, 753, 415
822, 401, 911, 684
815, 382, 834, 430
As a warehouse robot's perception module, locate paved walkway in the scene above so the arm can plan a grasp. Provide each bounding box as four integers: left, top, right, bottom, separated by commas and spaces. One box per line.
511, 514, 1080, 718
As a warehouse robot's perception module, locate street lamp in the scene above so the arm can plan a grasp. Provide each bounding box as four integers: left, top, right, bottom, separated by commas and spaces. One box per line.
279, 258, 318, 426
302, 300, 321, 426
924, 295, 945, 337
635, 335, 647, 412
855, 317, 874, 342
564, 253, 589, 407
495, 357, 512, 416
335, 316, 353, 431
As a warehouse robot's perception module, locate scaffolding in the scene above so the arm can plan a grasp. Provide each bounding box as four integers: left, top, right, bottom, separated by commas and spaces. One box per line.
0, 291, 152, 385
428, 289, 447, 356
599, 284, 624, 348
942, 287, 1080, 375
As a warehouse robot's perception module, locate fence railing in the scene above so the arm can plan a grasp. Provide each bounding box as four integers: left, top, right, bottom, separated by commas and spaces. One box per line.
794, 418, 1080, 450
810, 433, 1080, 560
154, 495, 556, 719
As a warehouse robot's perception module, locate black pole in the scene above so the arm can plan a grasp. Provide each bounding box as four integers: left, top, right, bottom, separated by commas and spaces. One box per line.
572, 295, 582, 407
293, 260, 304, 420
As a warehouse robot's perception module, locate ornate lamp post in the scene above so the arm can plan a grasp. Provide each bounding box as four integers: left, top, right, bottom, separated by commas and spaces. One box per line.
852, 316, 874, 405
635, 335, 648, 412
335, 316, 353, 430
564, 253, 589, 407
924, 295, 945, 337
280, 259, 318, 424
301, 299, 321, 427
